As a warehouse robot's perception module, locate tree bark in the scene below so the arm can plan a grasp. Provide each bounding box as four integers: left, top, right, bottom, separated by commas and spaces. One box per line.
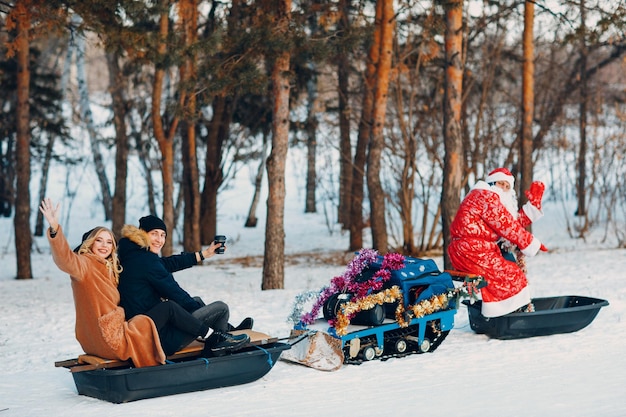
182, 121, 201, 251
137, 139, 157, 216
0, 144, 14, 217
34, 133, 54, 237
337, 0, 352, 228
245, 130, 269, 228
179, 0, 201, 251
262, 0, 291, 290
519, 0, 535, 215
199, 0, 241, 244
14, 2, 32, 279
152, 0, 179, 256
304, 74, 318, 214
367, 0, 394, 254
106, 51, 129, 238
200, 95, 229, 244
349, 0, 380, 252
441, 0, 464, 270
576, 0, 588, 218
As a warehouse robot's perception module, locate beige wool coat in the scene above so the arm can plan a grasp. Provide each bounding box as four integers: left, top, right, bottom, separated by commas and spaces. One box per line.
48, 226, 166, 367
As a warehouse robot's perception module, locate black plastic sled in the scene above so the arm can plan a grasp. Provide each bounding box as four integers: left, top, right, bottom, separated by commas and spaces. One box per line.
463, 295, 609, 340
58, 340, 290, 403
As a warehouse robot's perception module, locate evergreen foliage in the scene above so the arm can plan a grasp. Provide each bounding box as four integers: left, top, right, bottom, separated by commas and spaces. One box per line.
0, 45, 69, 217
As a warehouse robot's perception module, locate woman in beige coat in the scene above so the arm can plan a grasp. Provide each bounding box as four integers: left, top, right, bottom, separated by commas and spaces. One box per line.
40, 198, 166, 368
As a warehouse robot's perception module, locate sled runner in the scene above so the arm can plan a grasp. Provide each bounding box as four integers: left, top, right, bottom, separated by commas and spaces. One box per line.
448, 270, 609, 339
55, 330, 290, 403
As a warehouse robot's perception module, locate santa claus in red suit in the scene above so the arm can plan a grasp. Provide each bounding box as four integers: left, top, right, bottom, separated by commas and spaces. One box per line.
448, 168, 547, 317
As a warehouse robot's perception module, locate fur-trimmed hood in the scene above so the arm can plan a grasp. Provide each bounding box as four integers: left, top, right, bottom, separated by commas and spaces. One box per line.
121, 224, 151, 250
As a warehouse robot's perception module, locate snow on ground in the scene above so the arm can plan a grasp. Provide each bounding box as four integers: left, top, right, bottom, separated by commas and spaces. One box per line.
0, 166, 624, 416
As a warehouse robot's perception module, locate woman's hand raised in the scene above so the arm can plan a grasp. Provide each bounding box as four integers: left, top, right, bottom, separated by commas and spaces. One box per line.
39, 198, 60, 233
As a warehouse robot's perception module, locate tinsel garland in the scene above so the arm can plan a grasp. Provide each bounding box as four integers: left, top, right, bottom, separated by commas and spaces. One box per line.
331, 286, 403, 336
395, 293, 451, 328
287, 290, 321, 325
332, 290, 453, 336
291, 249, 406, 326
296, 248, 378, 325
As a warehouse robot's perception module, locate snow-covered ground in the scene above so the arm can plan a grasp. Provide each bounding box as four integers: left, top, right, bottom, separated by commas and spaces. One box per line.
0, 163, 624, 416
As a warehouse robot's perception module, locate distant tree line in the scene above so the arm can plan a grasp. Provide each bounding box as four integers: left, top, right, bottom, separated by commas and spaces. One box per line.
1, 0, 625, 284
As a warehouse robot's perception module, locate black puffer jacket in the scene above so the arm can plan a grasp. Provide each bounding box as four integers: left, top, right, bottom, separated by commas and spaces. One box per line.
117, 225, 201, 320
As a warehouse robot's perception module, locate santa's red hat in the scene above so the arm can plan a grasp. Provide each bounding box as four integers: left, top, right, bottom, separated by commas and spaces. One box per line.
485, 168, 515, 189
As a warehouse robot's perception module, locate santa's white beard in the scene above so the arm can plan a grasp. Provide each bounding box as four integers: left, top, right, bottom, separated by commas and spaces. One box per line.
491, 185, 519, 219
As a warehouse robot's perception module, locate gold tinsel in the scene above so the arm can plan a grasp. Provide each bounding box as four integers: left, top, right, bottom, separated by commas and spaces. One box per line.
408, 293, 449, 318
332, 287, 452, 336
396, 293, 451, 327
333, 286, 403, 336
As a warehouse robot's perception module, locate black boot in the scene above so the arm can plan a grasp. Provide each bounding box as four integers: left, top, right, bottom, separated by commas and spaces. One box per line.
203, 331, 250, 357
227, 317, 254, 331
235, 317, 254, 331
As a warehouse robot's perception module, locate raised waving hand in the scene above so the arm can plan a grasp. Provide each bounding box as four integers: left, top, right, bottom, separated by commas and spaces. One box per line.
39, 198, 60, 232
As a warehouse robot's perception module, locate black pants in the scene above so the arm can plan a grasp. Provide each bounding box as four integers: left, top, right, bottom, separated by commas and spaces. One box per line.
145, 300, 210, 356
190, 297, 230, 333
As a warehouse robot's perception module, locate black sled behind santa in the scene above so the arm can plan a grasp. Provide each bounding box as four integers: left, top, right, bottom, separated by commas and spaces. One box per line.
448, 270, 609, 339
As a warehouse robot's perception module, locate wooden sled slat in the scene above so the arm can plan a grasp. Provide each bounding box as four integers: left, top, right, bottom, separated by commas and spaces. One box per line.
54, 358, 80, 368
230, 329, 278, 346
56, 330, 276, 373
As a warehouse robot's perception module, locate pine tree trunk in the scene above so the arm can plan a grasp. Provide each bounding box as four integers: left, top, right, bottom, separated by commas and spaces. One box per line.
349, 0, 380, 252
152, 1, 179, 256
0, 155, 13, 217
576, 0, 588, 219
138, 141, 157, 216
304, 74, 318, 213
180, 0, 201, 251
441, 0, 464, 270
106, 51, 129, 238
34, 137, 53, 237
182, 121, 201, 251
337, 0, 352, 228
245, 131, 269, 228
399, 137, 416, 255
199, 0, 245, 244
367, 0, 393, 254
14, 3, 32, 279
519, 0, 535, 216
200, 95, 228, 244
262, 0, 291, 291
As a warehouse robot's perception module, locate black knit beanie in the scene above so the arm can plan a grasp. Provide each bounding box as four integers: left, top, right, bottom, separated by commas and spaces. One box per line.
139, 215, 167, 235
73, 227, 97, 253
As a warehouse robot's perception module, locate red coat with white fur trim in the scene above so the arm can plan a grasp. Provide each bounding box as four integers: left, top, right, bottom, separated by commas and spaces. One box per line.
448, 181, 543, 317
48, 226, 166, 367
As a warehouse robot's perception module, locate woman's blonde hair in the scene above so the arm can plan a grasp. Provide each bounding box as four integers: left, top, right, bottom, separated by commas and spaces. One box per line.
76, 226, 123, 285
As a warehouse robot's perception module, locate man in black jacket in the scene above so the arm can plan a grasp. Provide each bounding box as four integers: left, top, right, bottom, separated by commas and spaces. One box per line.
117, 215, 252, 355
